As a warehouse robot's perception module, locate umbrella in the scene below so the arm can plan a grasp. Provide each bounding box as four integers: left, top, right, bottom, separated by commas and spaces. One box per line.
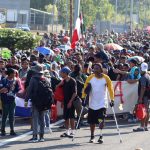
128, 56, 145, 64
0, 48, 11, 59
57, 45, 71, 52
104, 43, 123, 51
36, 47, 54, 55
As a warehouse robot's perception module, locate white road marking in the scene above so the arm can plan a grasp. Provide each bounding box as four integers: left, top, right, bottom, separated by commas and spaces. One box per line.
0, 118, 138, 147
106, 123, 139, 128
0, 119, 64, 147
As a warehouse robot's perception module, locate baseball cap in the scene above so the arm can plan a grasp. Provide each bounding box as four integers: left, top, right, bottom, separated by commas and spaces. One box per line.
60, 67, 71, 75
95, 51, 109, 62
141, 62, 148, 72
31, 63, 44, 74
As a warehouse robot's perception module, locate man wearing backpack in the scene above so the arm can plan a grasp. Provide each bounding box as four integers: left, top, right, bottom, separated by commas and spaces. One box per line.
133, 62, 150, 132
25, 63, 53, 142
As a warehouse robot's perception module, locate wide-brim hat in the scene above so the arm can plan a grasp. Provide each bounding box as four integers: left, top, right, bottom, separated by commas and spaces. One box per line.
31, 63, 44, 74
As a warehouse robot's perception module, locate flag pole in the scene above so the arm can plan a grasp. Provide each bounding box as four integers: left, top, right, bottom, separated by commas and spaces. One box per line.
70, 0, 73, 41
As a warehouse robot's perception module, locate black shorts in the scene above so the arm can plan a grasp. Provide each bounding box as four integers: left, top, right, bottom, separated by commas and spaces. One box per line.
88, 108, 106, 124
63, 105, 75, 120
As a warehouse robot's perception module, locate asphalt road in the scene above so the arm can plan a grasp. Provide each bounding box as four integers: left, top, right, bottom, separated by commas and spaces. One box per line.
0, 118, 149, 150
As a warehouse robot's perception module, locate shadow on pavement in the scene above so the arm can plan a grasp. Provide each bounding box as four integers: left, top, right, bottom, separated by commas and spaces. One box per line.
21, 143, 83, 150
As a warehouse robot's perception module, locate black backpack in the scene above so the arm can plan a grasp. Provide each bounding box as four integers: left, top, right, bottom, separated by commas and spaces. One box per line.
145, 76, 150, 99
32, 77, 54, 111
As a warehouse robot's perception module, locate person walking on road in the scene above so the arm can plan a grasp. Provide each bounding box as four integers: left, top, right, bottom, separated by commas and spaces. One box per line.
59, 67, 77, 138
82, 63, 114, 143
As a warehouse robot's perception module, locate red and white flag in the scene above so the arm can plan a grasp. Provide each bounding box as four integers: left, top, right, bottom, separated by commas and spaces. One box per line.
71, 18, 81, 49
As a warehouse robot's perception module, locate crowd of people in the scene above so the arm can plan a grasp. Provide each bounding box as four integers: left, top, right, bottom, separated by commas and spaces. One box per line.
0, 29, 150, 143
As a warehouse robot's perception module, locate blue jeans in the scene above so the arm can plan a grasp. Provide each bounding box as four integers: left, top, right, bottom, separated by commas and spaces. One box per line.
32, 105, 45, 135
1, 101, 16, 132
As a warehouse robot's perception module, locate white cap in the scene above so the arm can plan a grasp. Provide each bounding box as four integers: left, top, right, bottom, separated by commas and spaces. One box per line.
141, 62, 148, 72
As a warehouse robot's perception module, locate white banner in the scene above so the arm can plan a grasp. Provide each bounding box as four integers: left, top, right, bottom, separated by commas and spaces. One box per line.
107, 81, 138, 115
14, 81, 138, 116
56, 81, 138, 116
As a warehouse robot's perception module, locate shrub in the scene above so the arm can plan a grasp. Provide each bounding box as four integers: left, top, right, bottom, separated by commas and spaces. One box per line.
0, 28, 41, 53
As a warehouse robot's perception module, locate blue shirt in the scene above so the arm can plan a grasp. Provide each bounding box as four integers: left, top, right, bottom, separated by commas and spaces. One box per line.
128, 66, 141, 80
0, 78, 20, 103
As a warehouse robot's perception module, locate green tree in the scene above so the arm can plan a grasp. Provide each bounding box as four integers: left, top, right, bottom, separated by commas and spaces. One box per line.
30, 0, 53, 10
81, 0, 115, 27
0, 29, 41, 53
56, 0, 69, 27
30, 0, 150, 29
45, 4, 58, 19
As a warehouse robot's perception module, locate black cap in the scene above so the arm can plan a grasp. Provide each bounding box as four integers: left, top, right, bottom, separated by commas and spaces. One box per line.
95, 51, 109, 62
129, 59, 137, 65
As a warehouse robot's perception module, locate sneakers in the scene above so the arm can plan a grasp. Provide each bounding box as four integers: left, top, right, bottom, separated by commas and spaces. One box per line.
89, 135, 104, 144
29, 137, 38, 143
145, 127, 149, 131
133, 127, 145, 132
39, 138, 45, 142
60, 129, 71, 137
98, 136, 103, 144
29, 134, 45, 143
60, 132, 69, 138
39, 134, 45, 142
89, 136, 95, 143
1, 130, 17, 136
1, 131, 6, 136
10, 131, 17, 136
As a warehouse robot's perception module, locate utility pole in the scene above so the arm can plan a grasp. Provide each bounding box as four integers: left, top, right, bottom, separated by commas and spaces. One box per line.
144, 0, 146, 27
115, 0, 118, 23
124, 0, 128, 31
130, 0, 133, 33
136, 0, 140, 29
74, 0, 80, 27
65, 0, 69, 30
52, 0, 58, 33
52, 0, 55, 33
70, 0, 73, 40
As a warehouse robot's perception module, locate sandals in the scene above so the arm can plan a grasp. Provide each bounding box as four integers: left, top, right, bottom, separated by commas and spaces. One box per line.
133, 127, 145, 132
60, 133, 68, 137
